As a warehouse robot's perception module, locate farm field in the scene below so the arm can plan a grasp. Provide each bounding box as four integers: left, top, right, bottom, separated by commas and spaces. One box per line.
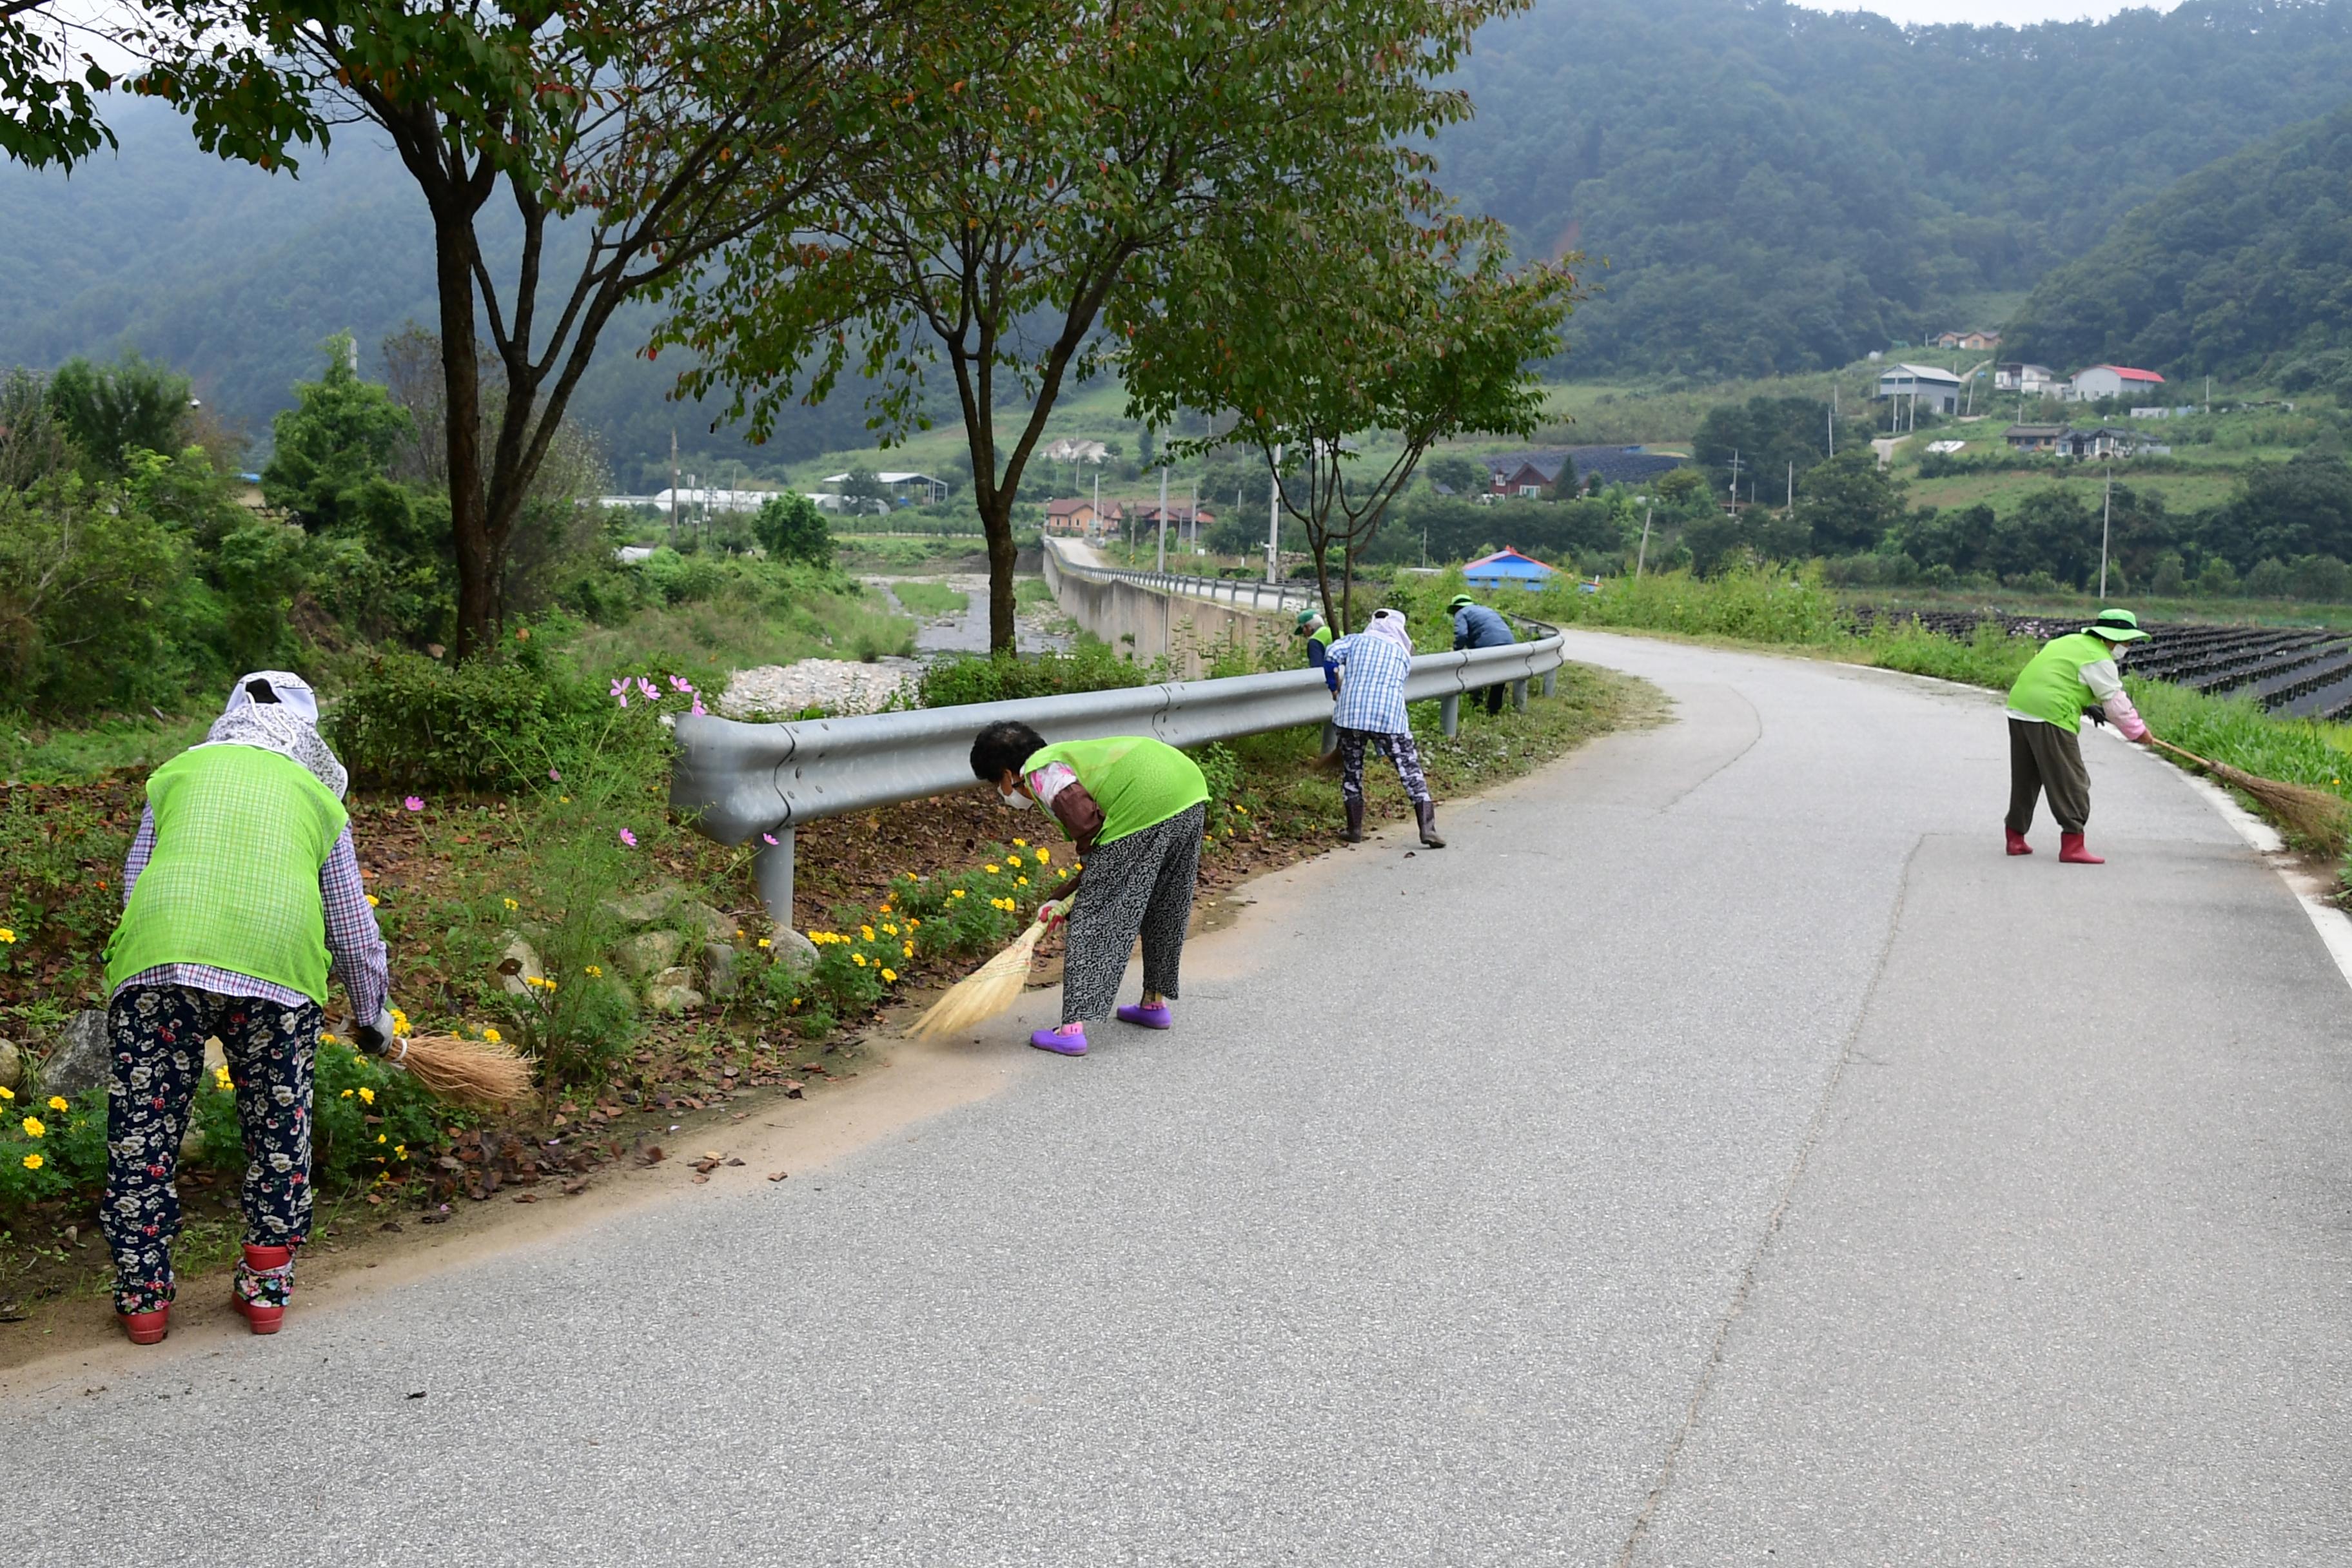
1906, 468, 2240, 517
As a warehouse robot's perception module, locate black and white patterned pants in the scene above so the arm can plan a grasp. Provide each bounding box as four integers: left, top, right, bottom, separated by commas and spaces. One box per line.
1337, 727, 1431, 806
103, 985, 319, 1314
1061, 803, 1206, 1025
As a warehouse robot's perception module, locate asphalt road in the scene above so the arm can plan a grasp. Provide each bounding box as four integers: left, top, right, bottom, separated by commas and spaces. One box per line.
12, 634, 2351, 1565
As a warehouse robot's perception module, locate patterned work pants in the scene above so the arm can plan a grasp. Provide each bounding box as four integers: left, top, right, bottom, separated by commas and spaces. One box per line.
1061, 803, 1206, 1025
103, 985, 320, 1315
1336, 727, 1431, 807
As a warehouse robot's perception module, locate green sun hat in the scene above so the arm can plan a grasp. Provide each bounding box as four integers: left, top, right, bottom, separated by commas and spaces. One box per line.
2084, 607, 2151, 643
1293, 608, 1322, 631
1447, 594, 1476, 611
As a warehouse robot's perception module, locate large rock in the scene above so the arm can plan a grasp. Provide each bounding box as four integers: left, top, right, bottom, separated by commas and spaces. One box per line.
499, 933, 546, 998
769, 928, 819, 975
704, 943, 741, 1001
675, 901, 736, 945
618, 929, 684, 979
0, 1039, 19, 1092
602, 884, 684, 926
41, 1010, 111, 1099
644, 977, 706, 1014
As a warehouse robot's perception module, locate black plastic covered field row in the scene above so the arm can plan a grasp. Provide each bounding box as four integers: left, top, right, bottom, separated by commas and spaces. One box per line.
1850, 608, 2352, 721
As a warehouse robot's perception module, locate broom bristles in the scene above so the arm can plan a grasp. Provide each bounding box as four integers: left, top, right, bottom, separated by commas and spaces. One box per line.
389, 1034, 536, 1108
2211, 763, 2352, 852
904, 923, 1049, 1039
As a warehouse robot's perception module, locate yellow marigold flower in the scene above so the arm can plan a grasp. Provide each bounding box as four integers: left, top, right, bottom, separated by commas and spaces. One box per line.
1057, 868, 1068, 879
21, 1116, 43, 1138
46, 1095, 68, 1112
758, 937, 772, 949
0, 1085, 12, 1100
882, 923, 898, 936
1035, 848, 1049, 863
585, 965, 604, 977
1235, 806, 1249, 815
393, 1144, 407, 1159
504, 897, 519, 911
853, 954, 867, 966
902, 943, 914, 957
881, 968, 897, 983
0, 927, 13, 943
1017, 877, 1028, 887
21, 1153, 39, 1171
358, 1086, 375, 1105
213, 1067, 232, 1090
342, 1088, 354, 1099
950, 889, 966, 899
482, 1027, 502, 1044
1007, 854, 1022, 867
860, 925, 876, 941
365, 894, 380, 907
985, 863, 1001, 874
1012, 838, 1027, 847
376, 1132, 386, 1143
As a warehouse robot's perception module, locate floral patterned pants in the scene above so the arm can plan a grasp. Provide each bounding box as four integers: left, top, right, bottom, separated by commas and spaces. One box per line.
1061, 803, 1206, 1025
1336, 727, 1431, 807
103, 985, 319, 1315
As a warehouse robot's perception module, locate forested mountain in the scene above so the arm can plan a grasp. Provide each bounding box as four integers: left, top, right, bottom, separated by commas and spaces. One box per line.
1435, 0, 2352, 378
0, 102, 883, 485
2003, 104, 2352, 386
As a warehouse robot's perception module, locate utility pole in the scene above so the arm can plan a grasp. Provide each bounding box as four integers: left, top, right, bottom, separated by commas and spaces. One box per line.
1726, 449, 1745, 513
1155, 462, 1169, 573
1636, 504, 1654, 578
669, 428, 680, 548
1188, 475, 1199, 554
2099, 467, 2113, 599
2204, 375, 2211, 415
1266, 444, 1282, 583
1092, 469, 1101, 547
1827, 386, 1836, 457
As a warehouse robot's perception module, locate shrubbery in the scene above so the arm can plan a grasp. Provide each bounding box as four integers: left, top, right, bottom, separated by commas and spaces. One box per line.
917, 643, 1157, 708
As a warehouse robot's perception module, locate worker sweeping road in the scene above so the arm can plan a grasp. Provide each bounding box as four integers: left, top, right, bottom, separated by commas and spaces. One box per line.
99, 672, 395, 1345
970, 721, 1209, 1058
1326, 607, 1446, 849
2004, 608, 2156, 863
1449, 594, 1518, 716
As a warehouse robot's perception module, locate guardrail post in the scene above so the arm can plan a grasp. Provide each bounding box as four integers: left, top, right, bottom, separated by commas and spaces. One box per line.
755, 828, 796, 926
1542, 668, 1556, 698
1320, 718, 1337, 758
1440, 694, 1460, 736
1511, 677, 1529, 712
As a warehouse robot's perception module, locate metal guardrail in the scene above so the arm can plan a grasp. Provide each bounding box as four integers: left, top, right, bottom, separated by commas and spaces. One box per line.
1041, 536, 1324, 614
672, 617, 1565, 920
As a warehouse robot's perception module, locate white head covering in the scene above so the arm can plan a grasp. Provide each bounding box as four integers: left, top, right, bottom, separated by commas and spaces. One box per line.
1366, 608, 1415, 652
195, 671, 349, 799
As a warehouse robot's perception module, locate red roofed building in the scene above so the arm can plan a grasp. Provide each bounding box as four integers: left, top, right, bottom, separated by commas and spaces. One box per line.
2068, 364, 2166, 401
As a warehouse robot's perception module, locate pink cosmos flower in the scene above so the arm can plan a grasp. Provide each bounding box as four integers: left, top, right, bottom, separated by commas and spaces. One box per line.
402, 796, 424, 812
609, 678, 629, 707
761, 832, 779, 846
636, 676, 659, 701
548, 768, 562, 781
670, 675, 694, 693
691, 698, 706, 716
618, 828, 638, 848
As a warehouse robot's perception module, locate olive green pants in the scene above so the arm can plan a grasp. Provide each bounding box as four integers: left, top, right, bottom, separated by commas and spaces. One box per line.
2006, 718, 2092, 836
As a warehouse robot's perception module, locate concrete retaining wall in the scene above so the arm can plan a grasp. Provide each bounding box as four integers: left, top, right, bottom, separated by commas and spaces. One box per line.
1043, 551, 1293, 679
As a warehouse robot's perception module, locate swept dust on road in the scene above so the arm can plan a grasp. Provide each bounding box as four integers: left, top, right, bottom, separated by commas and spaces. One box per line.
8, 632, 2349, 1565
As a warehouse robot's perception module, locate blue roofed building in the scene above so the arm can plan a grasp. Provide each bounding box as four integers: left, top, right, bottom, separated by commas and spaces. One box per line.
1462, 548, 1558, 589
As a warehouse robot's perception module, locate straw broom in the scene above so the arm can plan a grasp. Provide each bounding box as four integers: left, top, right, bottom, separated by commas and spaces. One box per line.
904, 900, 1069, 1039
2150, 736, 2352, 853
378, 1032, 535, 1109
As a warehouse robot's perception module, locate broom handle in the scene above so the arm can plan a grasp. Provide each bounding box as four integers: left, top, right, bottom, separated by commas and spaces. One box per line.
2148, 736, 2220, 772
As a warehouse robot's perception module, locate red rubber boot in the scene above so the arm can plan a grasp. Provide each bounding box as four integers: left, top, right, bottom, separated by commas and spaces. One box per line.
2059, 832, 2104, 865
117, 1308, 170, 1345
2005, 827, 2034, 856
231, 1244, 293, 1334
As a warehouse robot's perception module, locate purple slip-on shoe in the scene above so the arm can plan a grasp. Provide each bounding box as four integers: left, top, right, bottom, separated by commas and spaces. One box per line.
1030, 1026, 1088, 1056
1115, 1003, 1172, 1030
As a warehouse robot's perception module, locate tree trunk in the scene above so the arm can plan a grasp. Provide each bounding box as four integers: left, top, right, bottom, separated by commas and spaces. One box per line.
977, 487, 1017, 654
432, 205, 495, 661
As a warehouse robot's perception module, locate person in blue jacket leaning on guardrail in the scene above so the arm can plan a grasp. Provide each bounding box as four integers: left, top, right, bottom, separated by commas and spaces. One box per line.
971, 720, 1210, 1058
1449, 594, 1517, 717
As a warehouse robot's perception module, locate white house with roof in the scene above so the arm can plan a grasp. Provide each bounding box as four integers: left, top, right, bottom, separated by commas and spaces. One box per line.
1874, 363, 1964, 415
1994, 363, 2061, 395
820, 471, 949, 505
2067, 365, 2165, 402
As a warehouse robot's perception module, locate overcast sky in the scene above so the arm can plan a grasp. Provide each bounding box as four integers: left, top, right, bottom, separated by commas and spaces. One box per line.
1796, 0, 2182, 24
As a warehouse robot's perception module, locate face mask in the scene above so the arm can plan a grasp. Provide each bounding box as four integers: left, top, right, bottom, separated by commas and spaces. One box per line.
999, 786, 1031, 809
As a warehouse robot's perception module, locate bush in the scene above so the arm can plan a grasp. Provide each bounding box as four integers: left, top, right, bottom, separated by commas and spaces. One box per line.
327, 649, 603, 793
0, 1084, 107, 1211
917, 643, 1157, 708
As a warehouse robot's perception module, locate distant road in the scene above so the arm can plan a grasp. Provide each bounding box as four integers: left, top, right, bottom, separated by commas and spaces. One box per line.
10, 633, 2349, 1565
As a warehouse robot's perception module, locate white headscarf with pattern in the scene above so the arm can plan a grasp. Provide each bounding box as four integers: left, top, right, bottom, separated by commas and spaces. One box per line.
194, 671, 349, 800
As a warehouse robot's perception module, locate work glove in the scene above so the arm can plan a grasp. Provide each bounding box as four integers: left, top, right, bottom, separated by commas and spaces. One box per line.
2082, 705, 2108, 727
1037, 896, 1075, 930
353, 1006, 398, 1056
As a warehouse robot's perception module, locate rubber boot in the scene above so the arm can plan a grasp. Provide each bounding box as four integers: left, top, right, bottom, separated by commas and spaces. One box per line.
1416, 800, 1446, 848
232, 1244, 293, 1334
118, 1308, 169, 1346
2005, 827, 2033, 856
2059, 832, 2104, 865
1342, 800, 1364, 843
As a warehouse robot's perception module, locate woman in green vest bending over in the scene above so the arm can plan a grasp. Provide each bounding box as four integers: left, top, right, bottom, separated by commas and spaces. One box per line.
970, 721, 1209, 1057
101, 672, 393, 1344
2004, 609, 2156, 864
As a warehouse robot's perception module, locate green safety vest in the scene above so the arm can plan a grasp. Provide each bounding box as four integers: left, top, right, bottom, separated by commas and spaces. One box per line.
1023, 737, 1209, 848
2006, 632, 2113, 730
105, 745, 348, 1004
1306, 627, 1333, 663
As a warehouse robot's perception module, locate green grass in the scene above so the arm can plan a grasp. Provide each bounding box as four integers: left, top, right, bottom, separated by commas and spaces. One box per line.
1906, 469, 2241, 517
1, 711, 213, 784
1015, 576, 1056, 607
562, 578, 914, 676
887, 580, 970, 618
